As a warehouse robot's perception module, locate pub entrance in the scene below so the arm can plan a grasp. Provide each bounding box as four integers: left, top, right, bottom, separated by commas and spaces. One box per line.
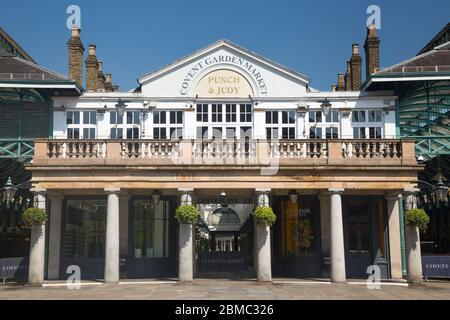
195, 199, 255, 278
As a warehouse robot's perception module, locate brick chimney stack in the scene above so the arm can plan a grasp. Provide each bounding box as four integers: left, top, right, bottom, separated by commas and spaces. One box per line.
104, 73, 114, 92
97, 61, 106, 91
67, 27, 84, 86
364, 25, 380, 79
85, 44, 98, 91
350, 44, 362, 91
337, 73, 345, 91
344, 61, 352, 91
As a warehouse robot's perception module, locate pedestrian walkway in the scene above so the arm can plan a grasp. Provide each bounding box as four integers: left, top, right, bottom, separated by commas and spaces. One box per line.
1, 279, 450, 300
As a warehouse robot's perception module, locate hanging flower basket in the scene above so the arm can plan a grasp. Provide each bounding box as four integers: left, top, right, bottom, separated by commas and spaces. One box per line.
405, 208, 430, 232
175, 205, 199, 224
22, 208, 47, 227
253, 206, 277, 227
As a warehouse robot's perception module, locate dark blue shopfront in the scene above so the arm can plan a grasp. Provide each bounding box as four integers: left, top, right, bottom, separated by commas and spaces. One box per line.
272, 196, 390, 279
58, 194, 392, 280
59, 196, 178, 280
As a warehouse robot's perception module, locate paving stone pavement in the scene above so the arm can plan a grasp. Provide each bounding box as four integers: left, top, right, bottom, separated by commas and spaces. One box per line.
0, 279, 450, 300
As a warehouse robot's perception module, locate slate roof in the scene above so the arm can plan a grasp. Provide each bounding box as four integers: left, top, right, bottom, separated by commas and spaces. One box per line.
375, 41, 450, 75
0, 56, 68, 81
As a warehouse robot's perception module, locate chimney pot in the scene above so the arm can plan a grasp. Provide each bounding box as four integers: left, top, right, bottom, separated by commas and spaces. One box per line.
337, 73, 345, 91
98, 61, 103, 71
67, 27, 84, 86
104, 73, 114, 92
350, 43, 362, 90
89, 44, 97, 56
71, 27, 81, 39
367, 24, 377, 38
85, 44, 98, 91
364, 25, 381, 79
331, 84, 337, 92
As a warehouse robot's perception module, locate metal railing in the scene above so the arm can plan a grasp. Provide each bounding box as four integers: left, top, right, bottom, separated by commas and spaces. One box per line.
374, 65, 450, 74
0, 139, 34, 159
0, 73, 65, 81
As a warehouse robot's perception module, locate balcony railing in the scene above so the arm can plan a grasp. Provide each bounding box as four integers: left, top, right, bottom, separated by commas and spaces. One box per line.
32, 139, 417, 167
374, 65, 450, 74
0, 139, 34, 159
0, 73, 65, 81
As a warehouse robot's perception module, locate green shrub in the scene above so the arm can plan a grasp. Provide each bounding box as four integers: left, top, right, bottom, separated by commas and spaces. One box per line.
22, 208, 47, 227
406, 208, 430, 231
175, 205, 199, 224
253, 206, 277, 227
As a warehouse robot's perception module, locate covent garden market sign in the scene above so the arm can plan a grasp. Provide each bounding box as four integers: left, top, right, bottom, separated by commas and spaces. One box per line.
180, 54, 268, 97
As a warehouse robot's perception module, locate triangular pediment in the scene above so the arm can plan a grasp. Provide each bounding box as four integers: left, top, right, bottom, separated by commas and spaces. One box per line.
138, 39, 310, 98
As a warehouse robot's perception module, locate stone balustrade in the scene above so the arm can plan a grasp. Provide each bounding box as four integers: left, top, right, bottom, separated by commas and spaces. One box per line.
35, 138, 416, 166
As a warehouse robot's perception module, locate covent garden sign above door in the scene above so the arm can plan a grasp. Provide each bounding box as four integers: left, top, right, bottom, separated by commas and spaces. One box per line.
180, 54, 268, 97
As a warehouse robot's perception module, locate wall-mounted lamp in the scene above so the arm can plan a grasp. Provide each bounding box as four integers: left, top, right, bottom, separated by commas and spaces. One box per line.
2, 177, 17, 209
115, 98, 127, 117
417, 154, 425, 164
152, 190, 161, 205
288, 190, 298, 204
320, 98, 332, 116
97, 104, 108, 114
432, 166, 449, 204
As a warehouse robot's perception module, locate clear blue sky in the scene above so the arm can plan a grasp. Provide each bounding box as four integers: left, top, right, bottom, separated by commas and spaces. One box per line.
1, 0, 449, 91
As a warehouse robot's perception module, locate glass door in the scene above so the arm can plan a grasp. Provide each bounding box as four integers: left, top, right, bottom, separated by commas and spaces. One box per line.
61, 198, 107, 279
272, 196, 322, 278
131, 199, 169, 258
127, 197, 177, 278
344, 198, 372, 278
344, 197, 389, 279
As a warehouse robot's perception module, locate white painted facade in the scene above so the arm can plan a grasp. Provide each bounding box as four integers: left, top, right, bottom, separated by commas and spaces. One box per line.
52, 40, 397, 141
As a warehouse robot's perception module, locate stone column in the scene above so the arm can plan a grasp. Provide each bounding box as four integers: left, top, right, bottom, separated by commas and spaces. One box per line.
406, 225, 423, 284
386, 192, 403, 279
47, 193, 64, 280
403, 189, 423, 284
104, 188, 121, 283
178, 188, 194, 282
119, 194, 130, 257
318, 193, 331, 257
329, 189, 346, 283
255, 189, 272, 282
28, 189, 47, 286
319, 192, 331, 278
